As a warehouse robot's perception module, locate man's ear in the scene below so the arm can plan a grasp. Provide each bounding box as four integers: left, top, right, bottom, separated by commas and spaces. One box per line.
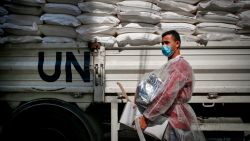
176, 41, 180, 49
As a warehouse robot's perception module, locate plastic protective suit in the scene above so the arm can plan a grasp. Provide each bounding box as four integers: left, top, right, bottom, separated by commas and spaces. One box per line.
135, 55, 206, 141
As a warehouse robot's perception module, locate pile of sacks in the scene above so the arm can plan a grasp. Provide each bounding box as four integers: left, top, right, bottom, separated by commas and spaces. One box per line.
0, 0, 250, 46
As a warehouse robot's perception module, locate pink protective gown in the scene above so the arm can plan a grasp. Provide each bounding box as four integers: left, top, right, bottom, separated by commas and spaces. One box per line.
136, 55, 206, 141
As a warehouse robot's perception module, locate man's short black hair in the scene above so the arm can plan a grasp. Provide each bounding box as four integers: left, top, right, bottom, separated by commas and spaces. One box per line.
162, 30, 181, 43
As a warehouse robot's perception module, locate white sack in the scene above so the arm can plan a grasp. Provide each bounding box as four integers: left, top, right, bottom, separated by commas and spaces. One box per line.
237, 21, 250, 28
77, 34, 116, 47
77, 13, 120, 25
40, 14, 81, 27
42, 36, 75, 43
196, 11, 239, 24
43, 3, 81, 16
5, 14, 42, 26
117, 23, 158, 34
238, 10, 250, 20
157, 0, 197, 13
4, 4, 42, 16
0, 36, 42, 44
39, 25, 77, 38
116, 33, 161, 47
2, 23, 41, 36
83, 0, 121, 4
46, 0, 79, 5
198, 0, 243, 13
197, 33, 240, 41
169, 0, 201, 5
78, 2, 118, 14
117, 1, 161, 13
0, 16, 6, 24
157, 23, 196, 35
0, 28, 4, 36
76, 24, 116, 36
161, 11, 197, 24
11, 0, 45, 6
118, 11, 161, 24
196, 23, 242, 34
0, 6, 8, 16
180, 35, 201, 42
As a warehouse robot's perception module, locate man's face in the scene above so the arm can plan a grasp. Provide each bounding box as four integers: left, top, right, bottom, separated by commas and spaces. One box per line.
162, 35, 180, 51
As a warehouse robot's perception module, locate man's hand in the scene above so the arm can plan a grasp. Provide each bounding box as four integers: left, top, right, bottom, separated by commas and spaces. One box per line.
138, 116, 148, 130
88, 41, 101, 51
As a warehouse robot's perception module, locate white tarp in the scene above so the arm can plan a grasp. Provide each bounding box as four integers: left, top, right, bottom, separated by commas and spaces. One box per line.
160, 11, 197, 24
76, 24, 116, 35
39, 25, 77, 38
5, 14, 42, 26
196, 22, 242, 34
4, 4, 42, 16
77, 13, 120, 25
11, 0, 45, 6
42, 36, 75, 43
116, 23, 158, 34
2, 23, 41, 36
157, 0, 197, 13
117, 1, 161, 13
116, 33, 161, 47
117, 11, 161, 24
40, 14, 81, 27
196, 11, 239, 24
157, 23, 196, 35
43, 3, 81, 16
78, 2, 118, 14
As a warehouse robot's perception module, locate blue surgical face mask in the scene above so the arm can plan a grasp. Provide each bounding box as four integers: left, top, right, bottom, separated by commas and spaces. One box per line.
162, 45, 173, 57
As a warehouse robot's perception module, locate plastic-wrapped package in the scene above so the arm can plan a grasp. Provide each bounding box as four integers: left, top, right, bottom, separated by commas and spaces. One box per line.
43, 3, 81, 16
135, 56, 206, 141
136, 72, 163, 106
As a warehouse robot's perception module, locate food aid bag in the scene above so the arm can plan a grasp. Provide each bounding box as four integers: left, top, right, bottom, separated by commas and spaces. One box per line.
119, 101, 169, 140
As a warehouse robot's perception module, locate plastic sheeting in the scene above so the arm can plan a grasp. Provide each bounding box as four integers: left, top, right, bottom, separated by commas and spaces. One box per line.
135, 56, 206, 141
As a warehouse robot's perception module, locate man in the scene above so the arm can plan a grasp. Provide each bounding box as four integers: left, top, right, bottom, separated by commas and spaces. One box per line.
136, 30, 206, 141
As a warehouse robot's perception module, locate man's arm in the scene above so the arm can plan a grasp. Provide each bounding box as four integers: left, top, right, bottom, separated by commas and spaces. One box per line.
143, 69, 186, 121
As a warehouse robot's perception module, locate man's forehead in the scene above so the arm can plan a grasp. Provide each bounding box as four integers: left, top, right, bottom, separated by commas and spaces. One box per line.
162, 34, 174, 41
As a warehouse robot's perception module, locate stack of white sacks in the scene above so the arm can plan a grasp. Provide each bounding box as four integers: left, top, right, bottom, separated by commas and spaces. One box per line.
157, 0, 201, 42
115, 0, 161, 47
0, 0, 44, 44
40, 0, 81, 43
195, 0, 249, 41
1, 0, 250, 45
76, 0, 120, 47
